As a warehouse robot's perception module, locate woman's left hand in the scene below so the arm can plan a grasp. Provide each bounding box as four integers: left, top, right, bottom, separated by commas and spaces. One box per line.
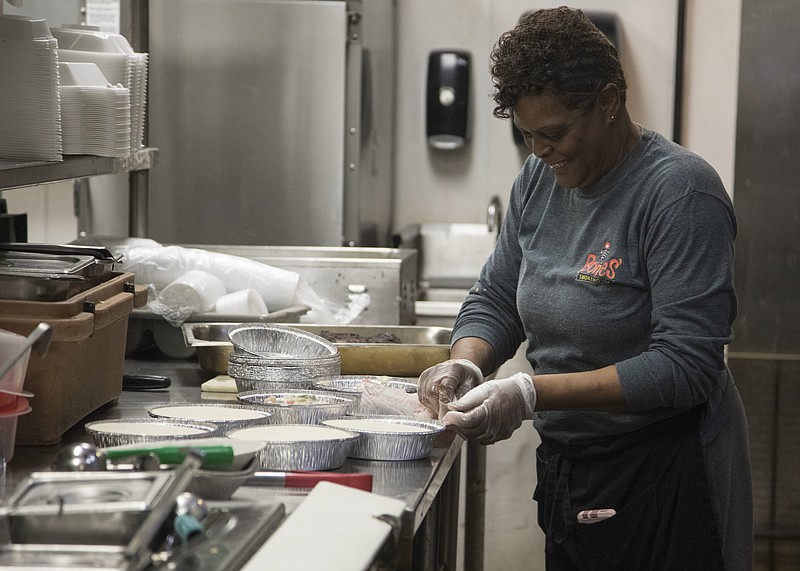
442, 373, 536, 444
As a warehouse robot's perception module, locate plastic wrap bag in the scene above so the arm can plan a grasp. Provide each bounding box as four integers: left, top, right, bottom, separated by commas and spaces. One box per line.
359, 383, 434, 419
120, 245, 300, 310
73, 236, 371, 326
293, 278, 370, 325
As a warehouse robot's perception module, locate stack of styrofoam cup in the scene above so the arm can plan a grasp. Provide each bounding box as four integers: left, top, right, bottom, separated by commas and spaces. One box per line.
158, 270, 227, 314
215, 289, 269, 316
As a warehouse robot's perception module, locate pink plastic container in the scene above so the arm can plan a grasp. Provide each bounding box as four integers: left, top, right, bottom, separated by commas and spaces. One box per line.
0, 328, 34, 462
0, 328, 31, 395
0, 396, 30, 462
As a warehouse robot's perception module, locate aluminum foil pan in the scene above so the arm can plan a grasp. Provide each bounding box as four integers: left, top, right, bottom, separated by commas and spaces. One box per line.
233, 377, 317, 393
322, 415, 445, 461
312, 375, 418, 413
227, 349, 340, 368
84, 418, 220, 448
237, 390, 356, 424
227, 323, 339, 362
228, 351, 340, 390
225, 424, 359, 471
147, 402, 272, 432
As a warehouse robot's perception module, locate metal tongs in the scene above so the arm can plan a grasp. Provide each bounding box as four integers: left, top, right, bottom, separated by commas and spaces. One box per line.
0, 322, 52, 383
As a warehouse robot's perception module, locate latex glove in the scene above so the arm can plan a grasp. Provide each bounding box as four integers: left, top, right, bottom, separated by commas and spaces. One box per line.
418, 359, 484, 419
442, 373, 536, 445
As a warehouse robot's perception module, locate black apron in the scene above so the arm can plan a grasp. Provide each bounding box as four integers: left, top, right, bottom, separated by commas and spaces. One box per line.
533, 407, 724, 570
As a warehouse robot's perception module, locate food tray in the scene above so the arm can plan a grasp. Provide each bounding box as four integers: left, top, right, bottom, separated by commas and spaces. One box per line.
312, 375, 418, 413
323, 415, 445, 461
0, 249, 116, 302
147, 403, 272, 432
2, 470, 174, 545
184, 323, 452, 377
84, 417, 220, 448
237, 390, 356, 424
225, 424, 359, 471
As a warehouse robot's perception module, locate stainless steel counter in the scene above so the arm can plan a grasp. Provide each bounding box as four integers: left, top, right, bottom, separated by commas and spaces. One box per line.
3, 347, 463, 571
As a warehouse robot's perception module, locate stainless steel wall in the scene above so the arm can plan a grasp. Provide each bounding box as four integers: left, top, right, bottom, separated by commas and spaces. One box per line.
146, 0, 395, 248
730, 0, 800, 567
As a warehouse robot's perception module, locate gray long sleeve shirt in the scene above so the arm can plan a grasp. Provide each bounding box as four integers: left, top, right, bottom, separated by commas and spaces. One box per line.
452, 127, 739, 444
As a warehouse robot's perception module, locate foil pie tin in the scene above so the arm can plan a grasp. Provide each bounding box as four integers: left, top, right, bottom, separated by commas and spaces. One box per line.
322, 415, 445, 461
312, 375, 418, 413
237, 389, 356, 424
84, 417, 220, 448
225, 424, 359, 471
227, 323, 339, 362
147, 402, 272, 432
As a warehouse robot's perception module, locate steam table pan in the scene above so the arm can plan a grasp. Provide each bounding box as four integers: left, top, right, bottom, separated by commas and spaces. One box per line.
0, 250, 115, 302
184, 322, 452, 376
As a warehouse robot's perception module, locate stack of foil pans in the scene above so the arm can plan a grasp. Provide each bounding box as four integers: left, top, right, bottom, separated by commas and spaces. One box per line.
226, 323, 340, 392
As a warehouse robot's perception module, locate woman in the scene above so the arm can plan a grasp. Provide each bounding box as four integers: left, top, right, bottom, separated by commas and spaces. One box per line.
418, 7, 753, 570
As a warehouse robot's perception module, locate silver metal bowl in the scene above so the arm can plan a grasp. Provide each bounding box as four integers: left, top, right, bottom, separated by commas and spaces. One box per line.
236, 389, 356, 424
322, 415, 445, 461
147, 402, 272, 432
225, 424, 359, 471
227, 323, 339, 361
186, 456, 260, 500
312, 375, 418, 413
84, 418, 220, 448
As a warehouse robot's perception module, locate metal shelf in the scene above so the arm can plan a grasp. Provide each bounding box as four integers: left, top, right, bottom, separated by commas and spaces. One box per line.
0, 147, 158, 191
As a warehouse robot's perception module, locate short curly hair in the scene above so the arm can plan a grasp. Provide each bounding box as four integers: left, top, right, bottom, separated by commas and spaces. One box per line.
490, 7, 626, 119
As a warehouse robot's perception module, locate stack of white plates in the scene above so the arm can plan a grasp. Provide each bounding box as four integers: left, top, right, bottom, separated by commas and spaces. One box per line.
53, 26, 148, 154
0, 15, 62, 162
127, 52, 148, 153
59, 61, 130, 157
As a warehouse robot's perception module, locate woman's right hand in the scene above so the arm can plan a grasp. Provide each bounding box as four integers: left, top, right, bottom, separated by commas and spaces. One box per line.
418, 359, 484, 419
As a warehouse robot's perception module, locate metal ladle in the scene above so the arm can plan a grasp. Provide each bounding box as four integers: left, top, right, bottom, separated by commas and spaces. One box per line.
0, 322, 52, 382
52, 442, 162, 472
52, 442, 109, 472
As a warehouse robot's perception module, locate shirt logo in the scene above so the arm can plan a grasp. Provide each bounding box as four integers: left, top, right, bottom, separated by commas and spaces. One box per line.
576, 241, 622, 285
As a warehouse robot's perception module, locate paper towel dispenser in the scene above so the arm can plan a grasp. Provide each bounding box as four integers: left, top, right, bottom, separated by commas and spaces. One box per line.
426, 50, 471, 150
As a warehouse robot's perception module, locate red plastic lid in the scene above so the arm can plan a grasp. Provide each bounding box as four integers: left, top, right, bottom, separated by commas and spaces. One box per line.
0, 395, 31, 416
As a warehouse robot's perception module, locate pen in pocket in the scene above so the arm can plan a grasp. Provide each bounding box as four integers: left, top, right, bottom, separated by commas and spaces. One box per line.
576, 508, 617, 524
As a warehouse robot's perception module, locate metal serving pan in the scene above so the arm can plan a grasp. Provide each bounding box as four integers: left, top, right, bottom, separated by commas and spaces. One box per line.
183, 323, 452, 377
0, 471, 174, 545
0, 249, 116, 301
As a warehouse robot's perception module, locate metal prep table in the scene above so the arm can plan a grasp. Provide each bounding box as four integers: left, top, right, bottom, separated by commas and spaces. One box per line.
3, 347, 463, 571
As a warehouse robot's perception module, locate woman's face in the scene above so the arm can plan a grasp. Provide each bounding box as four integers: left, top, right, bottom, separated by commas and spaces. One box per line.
512, 93, 615, 189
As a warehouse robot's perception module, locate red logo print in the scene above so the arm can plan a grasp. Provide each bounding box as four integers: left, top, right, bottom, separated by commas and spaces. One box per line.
576, 241, 622, 284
